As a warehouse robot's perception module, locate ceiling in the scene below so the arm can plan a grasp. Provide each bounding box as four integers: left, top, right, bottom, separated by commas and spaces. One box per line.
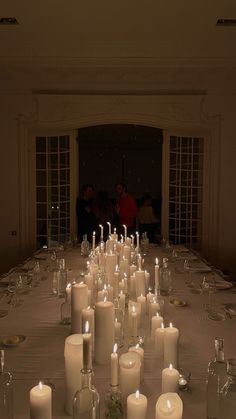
0, 0, 236, 93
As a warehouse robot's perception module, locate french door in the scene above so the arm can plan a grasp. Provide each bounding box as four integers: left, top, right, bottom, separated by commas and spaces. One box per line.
162, 132, 205, 250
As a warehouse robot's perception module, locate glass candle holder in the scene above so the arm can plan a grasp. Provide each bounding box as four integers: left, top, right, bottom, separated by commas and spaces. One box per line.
178, 368, 191, 391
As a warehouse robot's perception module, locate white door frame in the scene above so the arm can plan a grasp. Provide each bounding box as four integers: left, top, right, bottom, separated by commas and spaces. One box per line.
18, 107, 220, 263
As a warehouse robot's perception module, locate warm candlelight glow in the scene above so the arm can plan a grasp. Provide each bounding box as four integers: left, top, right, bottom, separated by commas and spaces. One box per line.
104, 284, 107, 290
132, 305, 136, 313
166, 399, 172, 409
79, 281, 84, 285
135, 390, 140, 399
161, 322, 165, 329
66, 283, 71, 289
156, 312, 160, 317
85, 321, 90, 333
104, 296, 107, 302
87, 306, 90, 310
93, 231, 96, 236
155, 257, 159, 265
135, 343, 140, 349
114, 227, 116, 233
169, 322, 173, 328
38, 381, 43, 390
113, 343, 118, 354
169, 363, 173, 370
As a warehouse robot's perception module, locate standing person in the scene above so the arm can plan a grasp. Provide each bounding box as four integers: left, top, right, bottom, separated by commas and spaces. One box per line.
92, 190, 117, 241
115, 182, 138, 235
76, 184, 95, 241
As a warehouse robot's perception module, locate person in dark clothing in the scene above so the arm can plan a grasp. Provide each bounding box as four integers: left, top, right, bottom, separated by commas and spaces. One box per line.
115, 182, 138, 236
92, 190, 118, 240
76, 184, 95, 241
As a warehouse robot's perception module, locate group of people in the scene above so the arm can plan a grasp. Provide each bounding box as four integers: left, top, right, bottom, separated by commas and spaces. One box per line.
76, 183, 158, 242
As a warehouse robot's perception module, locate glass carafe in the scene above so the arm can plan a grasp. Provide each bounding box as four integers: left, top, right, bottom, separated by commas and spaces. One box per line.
81, 235, 90, 257
207, 337, 227, 419
140, 232, 149, 255
73, 369, 100, 419
0, 350, 13, 419
159, 258, 172, 296
57, 258, 67, 298
219, 359, 236, 419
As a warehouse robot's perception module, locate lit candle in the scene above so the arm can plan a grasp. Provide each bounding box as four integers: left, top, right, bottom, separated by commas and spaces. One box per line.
30, 381, 52, 419
155, 258, 160, 294
131, 306, 138, 337
149, 298, 161, 321
99, 224, 104, 241
82, 306, 95, 352
122, 224, 127, 240
146, 291, 155, 314
136, 232, 140, 249
151, 313, 164, 340
123, 245, 131, 263
119, 352, 141, 399
137, 294, 146, 319
164, 323, 179, 368
95, 299, 115, 364
155, 323, 165, 357
107, 221, 111, 236
131, 235, 134, 247
119, 290, 125, 311
71, 282, 88, 333
66, 283, 71, 302
127, 390, 148, 419
135, 269, 146, 297
130, 264, 137, 276
162, 364, 179, 393
92, 231, 96, 251
83, 321, 92, 370
106, 252, 117, 289
111, 343, 118, 386
64, 334, 83, 415
155, 393, 183, 419
114, 317, 122, 341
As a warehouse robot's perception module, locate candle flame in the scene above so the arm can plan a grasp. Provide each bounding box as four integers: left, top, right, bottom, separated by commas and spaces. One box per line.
132, 305, 136, 313
169, 363, 173, 370
156, 312, 159, 317
135, 344, 140, 349
104, 296, 107, 302
79, 281, 84, 285
115, 317, 118, 323
120, 290, 123, 295
114, 228, 116, 233
161, 322, 165, 329
66, 283, 71, 289
85, 321, 90, 333
113, 343, 118, 353
107, 222, 111, 226
166, 399, 172, 409
135, 390, 140, 399
104, 284, 107, 290
155, 257, 159, 265
136, 231, 139, 236
93, 231, 96, 236
169, 322, 173, 328
87, 305, 90, 310
38, 381, 43, 390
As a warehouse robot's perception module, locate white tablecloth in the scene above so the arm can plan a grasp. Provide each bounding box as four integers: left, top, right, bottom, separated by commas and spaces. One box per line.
1, 246, 236, 418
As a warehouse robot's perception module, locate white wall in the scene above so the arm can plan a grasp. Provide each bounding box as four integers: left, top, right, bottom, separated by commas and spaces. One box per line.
0, 92, 235, 279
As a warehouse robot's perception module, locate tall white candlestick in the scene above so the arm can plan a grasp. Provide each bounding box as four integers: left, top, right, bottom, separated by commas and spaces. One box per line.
111, 343, 118, 386
136, 232, 140, 249
151, 313, 164, 340
99, 224, 104, 241
135, 270, 146, 297
92, 231, 96, 251
30, 382, 52, 419
155, 258, 160, 294
162, 364, 179, 394
95, 299, 115, 364
137, 294, 146, 319
119, 290, 125, 311
107, 221, 111, 236
127, 390, 148, 419
123, 224, 127, 240
83, 321, 92, 371
64, 334, 83, 415
131, 306, 138, 337
164, 323, 179, 368
82, 306, 95, 352
155, 393, 183, 419
129, 345, 144, 382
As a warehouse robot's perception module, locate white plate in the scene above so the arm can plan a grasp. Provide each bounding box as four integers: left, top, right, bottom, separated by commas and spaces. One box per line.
216, 282, 233, 290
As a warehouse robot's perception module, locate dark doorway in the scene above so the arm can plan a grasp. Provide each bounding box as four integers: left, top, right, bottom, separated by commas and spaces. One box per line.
78, 124, 163, 240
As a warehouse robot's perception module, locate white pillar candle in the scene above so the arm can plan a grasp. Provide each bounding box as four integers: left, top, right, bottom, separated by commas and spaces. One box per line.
155, 393, 183, 419
113, 268, 120, 298
127, 390, 147, 419
119, 352, 141, 399
131, 306, 138, 337
155, 258, 160, 294
107, 221, 111, 236
149, 299, 161, 321
111, 343, 118, 386
119, 290, 126, 311
151, 313, 164, 340
92, 231, 96, 251
137, 294, 146, 319
119, 257, 129, 277
128, 301, 141, 328
130, 264, 137, 276
130, 274, 136, 298
123, 245, 131, 263
135, 270, 146, 297
71, 282, 88, 333
95, 299, 115, 364
82, 306, 95, 352
106, 253, 117, 288
164, 323, 179, 368
155, 323, 165, 357
162, 364, 179, 394
129, 345, 144, 382
64, 334, 83, 414
30, 382, 52, 419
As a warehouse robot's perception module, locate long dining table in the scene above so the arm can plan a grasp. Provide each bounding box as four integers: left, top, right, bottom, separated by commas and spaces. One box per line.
0, 244, 236, 419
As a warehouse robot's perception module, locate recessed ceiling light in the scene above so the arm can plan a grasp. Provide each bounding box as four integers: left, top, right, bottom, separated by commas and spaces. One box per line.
216, 18, 236, 27
0, 17, 18, 25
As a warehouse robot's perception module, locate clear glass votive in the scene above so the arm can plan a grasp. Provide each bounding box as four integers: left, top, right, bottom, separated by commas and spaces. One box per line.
178, 368, 191, 391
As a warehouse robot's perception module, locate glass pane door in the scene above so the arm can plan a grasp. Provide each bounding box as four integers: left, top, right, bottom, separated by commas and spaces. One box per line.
168, 136, 204, 249
36, 135, 71, 248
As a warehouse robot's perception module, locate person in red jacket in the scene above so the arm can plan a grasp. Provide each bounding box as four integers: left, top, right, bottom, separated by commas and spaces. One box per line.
115, 182, 138, 235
